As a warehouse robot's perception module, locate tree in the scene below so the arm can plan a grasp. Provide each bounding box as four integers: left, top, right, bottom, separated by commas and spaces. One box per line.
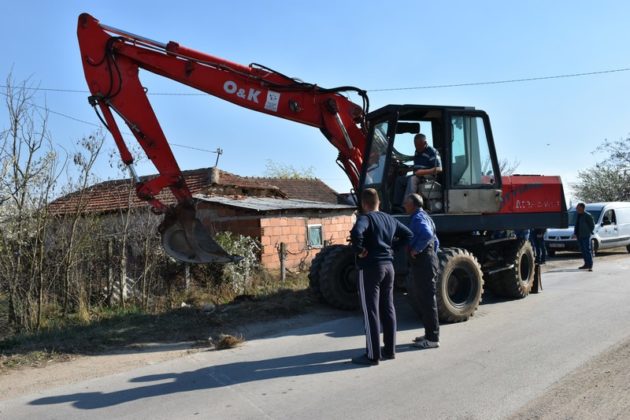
263, 159, 315, 179
499, 158, 521, 176
573, 136, 630, 202
0, 75, 63, 331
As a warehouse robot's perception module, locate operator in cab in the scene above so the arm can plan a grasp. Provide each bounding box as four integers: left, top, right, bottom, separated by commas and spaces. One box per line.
404, 133, 442, 197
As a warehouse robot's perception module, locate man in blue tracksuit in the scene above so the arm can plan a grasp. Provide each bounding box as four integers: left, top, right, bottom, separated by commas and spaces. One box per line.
573, 202, 595, 271
350, 188, 413, 365
404, 193, 440, 349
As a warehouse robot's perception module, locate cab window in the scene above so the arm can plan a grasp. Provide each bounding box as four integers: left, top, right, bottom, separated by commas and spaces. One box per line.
450, 116, 497, 187
365, 121, 389, 185
391, 120, 435, 165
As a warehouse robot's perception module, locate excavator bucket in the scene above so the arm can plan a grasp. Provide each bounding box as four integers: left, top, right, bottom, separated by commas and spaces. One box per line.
159, 203, 243, 264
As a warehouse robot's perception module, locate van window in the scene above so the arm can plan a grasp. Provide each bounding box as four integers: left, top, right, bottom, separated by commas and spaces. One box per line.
602, 209, 616, 225
568, 209, 602, 226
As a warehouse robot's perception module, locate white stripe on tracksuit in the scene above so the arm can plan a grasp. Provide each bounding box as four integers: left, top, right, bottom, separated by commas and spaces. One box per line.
358, 269, 373, 359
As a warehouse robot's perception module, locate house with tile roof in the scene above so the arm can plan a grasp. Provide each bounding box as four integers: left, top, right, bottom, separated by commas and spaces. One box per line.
49, 167, 356, 270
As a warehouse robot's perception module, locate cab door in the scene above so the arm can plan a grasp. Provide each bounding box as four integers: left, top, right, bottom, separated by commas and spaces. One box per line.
445, 111, 503, 214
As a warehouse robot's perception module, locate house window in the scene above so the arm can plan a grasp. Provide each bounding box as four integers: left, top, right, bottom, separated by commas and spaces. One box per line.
307, 224, 323, 248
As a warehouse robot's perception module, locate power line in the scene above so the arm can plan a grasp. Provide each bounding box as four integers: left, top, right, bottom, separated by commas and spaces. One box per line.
0, 84, 205, 96
2, 65, 630, 95
0, 91, 219, 154
368, 67, 630, 92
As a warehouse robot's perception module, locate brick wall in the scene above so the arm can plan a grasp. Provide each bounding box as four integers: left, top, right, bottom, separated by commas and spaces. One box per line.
197, 202, 355, 270
259, 214, 354, 269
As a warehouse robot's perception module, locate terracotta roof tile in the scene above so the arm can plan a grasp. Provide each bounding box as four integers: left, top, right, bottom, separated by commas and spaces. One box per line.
48, 168, 341, 215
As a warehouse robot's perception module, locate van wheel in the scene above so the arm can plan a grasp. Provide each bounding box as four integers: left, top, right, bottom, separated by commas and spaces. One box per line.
627, 244, 630, 253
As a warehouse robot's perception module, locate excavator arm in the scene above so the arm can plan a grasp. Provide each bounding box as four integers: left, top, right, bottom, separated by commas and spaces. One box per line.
77, 13, 368, 263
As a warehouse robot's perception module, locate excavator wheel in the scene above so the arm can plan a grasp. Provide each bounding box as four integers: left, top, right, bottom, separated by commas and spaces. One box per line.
308, 245, 345, 299
435, 247, 484, 323
496, 240, 535, 299
318, 245, 360, 310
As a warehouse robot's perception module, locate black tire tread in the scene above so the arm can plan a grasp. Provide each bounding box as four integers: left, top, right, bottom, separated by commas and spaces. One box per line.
435, 247, 484, 323
319, 246, 359, 310
499, 240, 535, 299
308, 245, 345, 298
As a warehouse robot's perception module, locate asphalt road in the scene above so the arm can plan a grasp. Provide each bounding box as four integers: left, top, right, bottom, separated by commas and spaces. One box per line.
2, 251, 630, 420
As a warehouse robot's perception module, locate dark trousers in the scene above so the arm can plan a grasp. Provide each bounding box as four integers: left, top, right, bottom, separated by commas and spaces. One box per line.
578, 237, 593, 268
411, 246, 440, 342
532, 236, 547, 263
358, 263, 396, 360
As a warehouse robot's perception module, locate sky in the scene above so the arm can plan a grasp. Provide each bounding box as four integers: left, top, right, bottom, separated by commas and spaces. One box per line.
2, 0, 630, 201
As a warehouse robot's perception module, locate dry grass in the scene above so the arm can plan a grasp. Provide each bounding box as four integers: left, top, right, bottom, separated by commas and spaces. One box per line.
0, 270, 319, 372
216, 334, 244, 350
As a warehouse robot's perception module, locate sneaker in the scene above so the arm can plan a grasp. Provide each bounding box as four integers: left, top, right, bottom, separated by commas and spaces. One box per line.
380, 348, 395, 360
412, 335, 426, 343
351, 354, 379, 366
413, 339, 440, 349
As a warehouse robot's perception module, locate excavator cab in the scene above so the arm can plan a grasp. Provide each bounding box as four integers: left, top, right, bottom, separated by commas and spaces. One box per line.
361, 105, 503, 215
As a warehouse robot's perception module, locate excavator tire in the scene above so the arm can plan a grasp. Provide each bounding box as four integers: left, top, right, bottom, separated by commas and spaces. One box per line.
435, 247, 484, 323
496, 240, 535, 299
308, 245, 345, 299
319, 245, 359, 310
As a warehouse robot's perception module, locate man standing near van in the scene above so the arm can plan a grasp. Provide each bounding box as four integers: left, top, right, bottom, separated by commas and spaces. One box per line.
573, 202, 595, 271
350, 188, 413, 365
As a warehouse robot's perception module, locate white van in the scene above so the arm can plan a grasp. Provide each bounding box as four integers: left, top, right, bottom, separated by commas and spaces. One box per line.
544, 202, 630, 256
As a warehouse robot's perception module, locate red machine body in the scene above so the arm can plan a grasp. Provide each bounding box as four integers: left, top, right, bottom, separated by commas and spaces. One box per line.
499, 175, 565, 214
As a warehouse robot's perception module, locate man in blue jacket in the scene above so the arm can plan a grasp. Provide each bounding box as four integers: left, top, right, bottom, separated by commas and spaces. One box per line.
572, 202, 595, 271
350, 188, 413, 365
404, 193, 440, 349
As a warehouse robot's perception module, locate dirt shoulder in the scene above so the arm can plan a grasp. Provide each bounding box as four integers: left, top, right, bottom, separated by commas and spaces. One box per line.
510, 336, 630, 419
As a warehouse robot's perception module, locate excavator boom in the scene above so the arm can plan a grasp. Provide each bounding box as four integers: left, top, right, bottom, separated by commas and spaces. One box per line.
77, 13, 368, 263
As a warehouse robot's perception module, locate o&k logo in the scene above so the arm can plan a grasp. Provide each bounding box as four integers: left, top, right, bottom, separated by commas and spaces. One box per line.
223, 81, 261, 103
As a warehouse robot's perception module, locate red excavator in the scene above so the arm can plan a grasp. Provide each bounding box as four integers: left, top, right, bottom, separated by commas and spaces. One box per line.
77, 14, 567, 322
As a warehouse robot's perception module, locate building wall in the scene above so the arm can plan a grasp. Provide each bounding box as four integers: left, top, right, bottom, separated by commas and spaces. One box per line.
259, 214, 354, 269
197, 202, 354, 270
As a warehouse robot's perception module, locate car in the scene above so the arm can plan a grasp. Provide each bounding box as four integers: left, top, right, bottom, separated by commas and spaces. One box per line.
544, 202, 630, 256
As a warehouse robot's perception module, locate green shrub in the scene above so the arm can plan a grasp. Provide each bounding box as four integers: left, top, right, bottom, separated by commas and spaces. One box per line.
214, 232, 260, 294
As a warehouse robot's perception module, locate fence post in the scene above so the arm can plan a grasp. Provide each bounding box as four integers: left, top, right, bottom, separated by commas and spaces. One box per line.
279, 242, 287, 282
107, 239, 114, 306
184, 264, 191, 290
